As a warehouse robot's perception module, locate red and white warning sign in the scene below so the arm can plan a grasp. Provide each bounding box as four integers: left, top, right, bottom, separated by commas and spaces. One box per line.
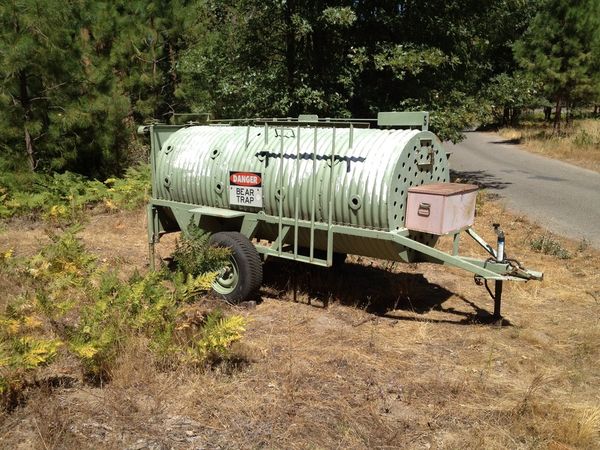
229, 171, 263, 207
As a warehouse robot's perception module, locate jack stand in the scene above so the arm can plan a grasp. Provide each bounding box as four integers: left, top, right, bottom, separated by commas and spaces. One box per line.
492, 223, 505, 325
292, 269, 298, 303
493, 280, 503, 321
148, 242, 156, 271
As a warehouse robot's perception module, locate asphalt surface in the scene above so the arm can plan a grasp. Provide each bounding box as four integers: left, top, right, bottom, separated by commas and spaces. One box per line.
446, 132, 600, 248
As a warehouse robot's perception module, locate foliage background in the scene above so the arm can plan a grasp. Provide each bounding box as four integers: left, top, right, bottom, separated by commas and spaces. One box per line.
0, 0, 599, 178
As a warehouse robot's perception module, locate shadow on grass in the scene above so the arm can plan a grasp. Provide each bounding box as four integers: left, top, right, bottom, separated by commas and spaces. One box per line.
262, 258, 510, 326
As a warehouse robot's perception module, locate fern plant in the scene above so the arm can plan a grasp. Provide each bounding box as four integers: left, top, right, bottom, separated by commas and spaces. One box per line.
192, 311, 247, 362
0, 164, 150, 221
2, 226, 248, 394
171, 225, 230, 276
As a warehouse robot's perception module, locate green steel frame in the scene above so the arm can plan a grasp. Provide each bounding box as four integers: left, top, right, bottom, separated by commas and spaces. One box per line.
146, 197, 542, 282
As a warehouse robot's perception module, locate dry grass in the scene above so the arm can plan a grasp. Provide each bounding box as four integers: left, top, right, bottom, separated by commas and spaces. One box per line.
498, 119, 600, 172
1, 199, 599, 449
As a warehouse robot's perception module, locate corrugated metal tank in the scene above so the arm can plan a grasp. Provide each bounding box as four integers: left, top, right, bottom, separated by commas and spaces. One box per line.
154, 125, 450, 233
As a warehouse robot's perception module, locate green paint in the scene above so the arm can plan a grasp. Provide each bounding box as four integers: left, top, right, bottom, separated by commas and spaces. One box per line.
140, 116, 542, 283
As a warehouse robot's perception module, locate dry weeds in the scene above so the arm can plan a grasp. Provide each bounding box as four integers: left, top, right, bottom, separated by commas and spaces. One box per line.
1, 198, 599, 449
498, 119, 600, 173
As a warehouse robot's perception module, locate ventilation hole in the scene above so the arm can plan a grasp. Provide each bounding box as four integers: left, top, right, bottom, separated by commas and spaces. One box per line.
401, 190, 404, 195
441, 168, 445, 172
396, 226, 400, 230
439, 158, 443, 163
402, 162, 406, 168
414, 159, 418, 164
393, 201, 397, 206
397, 174, 401, 180
437, 177, 440, 181
413, 146, 417, 150
419, 154, 424, 160
394, 187, 398, 192
403, 178, 407, 183
420, 180, 424, 185
349, 195, 362, 210
401, 215, 405, 221
409, 181, 413, 186
394, 214, 398, 220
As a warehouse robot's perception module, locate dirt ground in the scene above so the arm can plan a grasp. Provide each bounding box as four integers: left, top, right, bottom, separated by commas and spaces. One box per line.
0, 198, 599, 449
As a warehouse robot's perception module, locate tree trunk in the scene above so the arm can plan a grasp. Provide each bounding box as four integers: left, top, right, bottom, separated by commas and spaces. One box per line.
284, 0, 296, 116
19, 70, 35, 171
503, 106, 510, 126
553, 96, 562, 133
24, 125, 35, 171
510, 108, 521, 126
544, 106, 552, 121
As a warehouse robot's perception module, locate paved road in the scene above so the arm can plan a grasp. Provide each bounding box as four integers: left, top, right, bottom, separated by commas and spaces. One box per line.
446, 132, 600, 248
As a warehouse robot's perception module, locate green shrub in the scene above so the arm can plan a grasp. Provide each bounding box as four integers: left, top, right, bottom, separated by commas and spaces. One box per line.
0, 293, 63, 400
0, 164, 150, 222
530, 234, 571, 259
1, 228, 245, 396
191, 310, 247, 362
104, 165, 151, 210
172, 225, 230, 276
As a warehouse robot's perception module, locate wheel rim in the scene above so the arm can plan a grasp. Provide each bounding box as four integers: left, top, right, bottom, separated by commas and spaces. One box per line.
213, 257, 239, 295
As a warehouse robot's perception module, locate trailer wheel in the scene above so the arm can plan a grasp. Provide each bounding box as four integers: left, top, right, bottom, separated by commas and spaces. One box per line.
209, 232, 263, 303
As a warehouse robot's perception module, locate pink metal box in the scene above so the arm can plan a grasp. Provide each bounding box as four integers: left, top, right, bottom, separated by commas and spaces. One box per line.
405, 183, 478, 235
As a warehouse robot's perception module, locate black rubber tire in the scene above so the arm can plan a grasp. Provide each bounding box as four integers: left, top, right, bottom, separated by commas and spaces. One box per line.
209, 232, 263, 303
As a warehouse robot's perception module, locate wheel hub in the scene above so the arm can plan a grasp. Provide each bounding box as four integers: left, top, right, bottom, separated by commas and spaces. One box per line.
213, 259, 239, 294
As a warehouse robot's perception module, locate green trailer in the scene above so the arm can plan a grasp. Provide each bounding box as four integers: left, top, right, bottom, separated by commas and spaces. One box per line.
140, 112, 542, 320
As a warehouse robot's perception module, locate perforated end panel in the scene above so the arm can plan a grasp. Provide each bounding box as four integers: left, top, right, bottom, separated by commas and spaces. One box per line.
388, 131, 450, 236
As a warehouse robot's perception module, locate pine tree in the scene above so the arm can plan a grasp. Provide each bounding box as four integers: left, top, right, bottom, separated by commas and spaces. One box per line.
0, 0, 83, 171
514, 0, 600, 130
0, 0, 134, 176
0, 1, 193, 176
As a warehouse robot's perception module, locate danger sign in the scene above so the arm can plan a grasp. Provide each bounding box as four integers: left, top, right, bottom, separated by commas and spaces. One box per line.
229, 171, 263, 207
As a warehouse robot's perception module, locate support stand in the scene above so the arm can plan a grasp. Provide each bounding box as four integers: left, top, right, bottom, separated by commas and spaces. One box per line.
493, 280, 503, 321
149, 242, 155, 271
292, 269, 298, 303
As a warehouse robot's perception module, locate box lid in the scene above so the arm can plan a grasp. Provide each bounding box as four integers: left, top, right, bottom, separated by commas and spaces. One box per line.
408, 182, 478, 196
